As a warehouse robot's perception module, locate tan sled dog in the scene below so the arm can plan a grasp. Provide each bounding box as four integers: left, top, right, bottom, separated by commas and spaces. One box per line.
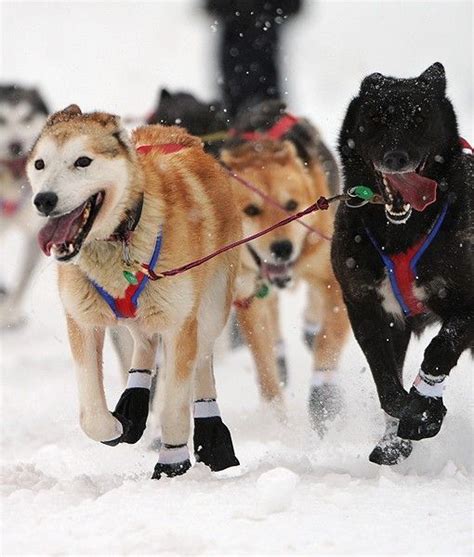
27, 105, 241, 479
222, 140, 349, 432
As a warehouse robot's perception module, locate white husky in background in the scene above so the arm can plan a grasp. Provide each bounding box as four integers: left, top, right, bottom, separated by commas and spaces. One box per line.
0, 85, 49, 328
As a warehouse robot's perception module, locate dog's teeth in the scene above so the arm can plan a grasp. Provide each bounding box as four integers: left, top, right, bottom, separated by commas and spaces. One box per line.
383, 177, 388, 186
403, 203, 411, 211
68, 244, 74, 253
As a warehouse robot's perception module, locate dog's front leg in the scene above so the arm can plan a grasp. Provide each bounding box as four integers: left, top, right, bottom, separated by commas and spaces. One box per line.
0, 236, 40, 328
307, 279, 349, 435
398, 312, 474, 440
193, 352, 240, 472
345, 299, 409, 418
106, 327, 159, 445
152, 318, 197, 479
66, 314, 123, 443
236, 298, 283, 402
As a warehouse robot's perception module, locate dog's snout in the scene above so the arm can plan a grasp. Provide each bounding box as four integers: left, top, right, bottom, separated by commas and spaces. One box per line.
383, 150, 410, 172
9, 142, 23, 157
270, 240, 293, 261
34, 192, 58, 216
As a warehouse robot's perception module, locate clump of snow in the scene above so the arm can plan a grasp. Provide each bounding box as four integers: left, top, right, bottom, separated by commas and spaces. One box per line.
256, 467, 300, 515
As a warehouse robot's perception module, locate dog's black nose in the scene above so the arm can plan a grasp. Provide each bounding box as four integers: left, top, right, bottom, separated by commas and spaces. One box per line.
270, 240, 293, 261
9, 142, 23, 157
34, 192, 58, 216
383, 150, 410, 172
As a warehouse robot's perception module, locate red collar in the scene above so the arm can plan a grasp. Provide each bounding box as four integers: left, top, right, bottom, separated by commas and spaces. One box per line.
229, 113, 299, 142
136, 143, 185, 155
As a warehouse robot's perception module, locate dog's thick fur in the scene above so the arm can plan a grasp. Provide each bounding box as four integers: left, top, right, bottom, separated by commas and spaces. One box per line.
222, 138, 349, 428
27, 105, 242, 478
0, 84, 49, 327
332, 63, 473, 464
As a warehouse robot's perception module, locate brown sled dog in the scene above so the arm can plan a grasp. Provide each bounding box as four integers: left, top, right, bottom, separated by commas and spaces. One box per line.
222, 138, 349, 432
27, 105, 241, 479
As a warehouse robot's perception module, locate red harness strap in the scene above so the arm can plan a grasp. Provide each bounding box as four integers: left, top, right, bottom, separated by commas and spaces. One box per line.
229, 114, 299, 142
388, 238, 427, 316
112, 271, 146, 318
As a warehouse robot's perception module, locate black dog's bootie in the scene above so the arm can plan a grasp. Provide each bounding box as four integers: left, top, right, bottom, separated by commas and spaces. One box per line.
369, 417, 413, 465
397, 387, 447, 440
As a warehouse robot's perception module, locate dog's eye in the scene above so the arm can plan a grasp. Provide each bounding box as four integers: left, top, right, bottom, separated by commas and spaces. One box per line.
244, 204, 262, 217
34, 159, 45, 170
285, 199, 298, 212
22, 114, 33, 124
415, 115, 425, 124
74, 156, 93, 168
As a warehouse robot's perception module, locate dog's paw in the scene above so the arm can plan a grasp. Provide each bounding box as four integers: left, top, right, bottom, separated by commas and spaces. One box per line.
277, 355, 288, 386
81, 411, 124, 444
152, 445, 191, 479
369, 432, 413, 465
397, 387, 447, 440
194, 416, 240, 472
308, 383, 343, 435
152, 459, 192, 480
380, 388, 410, 419
303, 330, 315, 350
110, 387, 151, 444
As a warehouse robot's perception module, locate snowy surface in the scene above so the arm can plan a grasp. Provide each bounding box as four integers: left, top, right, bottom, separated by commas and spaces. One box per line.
1, 1, 473, 555
1, 258, 472, 555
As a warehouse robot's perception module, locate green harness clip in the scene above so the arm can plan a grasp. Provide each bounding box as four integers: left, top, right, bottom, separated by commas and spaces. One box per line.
123, 270, 138, 285
255, 282, 270, 299
351, 185, 375, 201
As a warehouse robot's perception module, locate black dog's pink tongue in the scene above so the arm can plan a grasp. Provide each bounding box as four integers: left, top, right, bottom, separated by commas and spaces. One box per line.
385, 172, 438, 211
37, 202, 86, 256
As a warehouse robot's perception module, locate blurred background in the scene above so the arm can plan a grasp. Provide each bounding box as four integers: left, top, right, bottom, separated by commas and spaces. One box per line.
1, 0, 472, 144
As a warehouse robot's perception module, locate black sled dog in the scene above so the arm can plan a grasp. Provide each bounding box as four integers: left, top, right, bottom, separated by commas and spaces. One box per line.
332, 63, 473, 465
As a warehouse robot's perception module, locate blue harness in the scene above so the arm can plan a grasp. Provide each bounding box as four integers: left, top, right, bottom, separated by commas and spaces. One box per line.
365, 202, 449, 317
92, 230, 163, 319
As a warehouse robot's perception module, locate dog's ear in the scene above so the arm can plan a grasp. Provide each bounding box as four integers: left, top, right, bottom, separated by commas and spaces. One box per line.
63, 104, 82, 116
420, 62, 446, 96
46, 104, 82, 126
277, 140, 298, 162
160, 88, 172, 101
360, 72, 385, 94
28, 87, 49, 115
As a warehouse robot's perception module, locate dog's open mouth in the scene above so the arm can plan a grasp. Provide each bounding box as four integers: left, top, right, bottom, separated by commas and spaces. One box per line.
378, 164, 438, 224
247, 245, 293, 289
38, 192, 104, 261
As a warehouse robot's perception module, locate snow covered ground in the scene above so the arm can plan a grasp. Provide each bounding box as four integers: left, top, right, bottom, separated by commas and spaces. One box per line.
1, 1, 473, 555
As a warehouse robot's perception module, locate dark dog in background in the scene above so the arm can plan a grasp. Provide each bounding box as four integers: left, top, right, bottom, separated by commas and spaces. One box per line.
0, 84, 49, 327
147, 89, 229, 156
332, 63, 473, 464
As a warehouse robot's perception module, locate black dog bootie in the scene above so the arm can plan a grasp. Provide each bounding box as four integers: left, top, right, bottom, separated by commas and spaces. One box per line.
102, 369, 152, 446
193, 399, 240, 471
398, 387, 447, 440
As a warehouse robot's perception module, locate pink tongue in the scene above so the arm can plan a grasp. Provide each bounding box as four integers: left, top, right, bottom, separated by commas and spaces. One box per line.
385, 172, 438, 211
38, 201, 87, 256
